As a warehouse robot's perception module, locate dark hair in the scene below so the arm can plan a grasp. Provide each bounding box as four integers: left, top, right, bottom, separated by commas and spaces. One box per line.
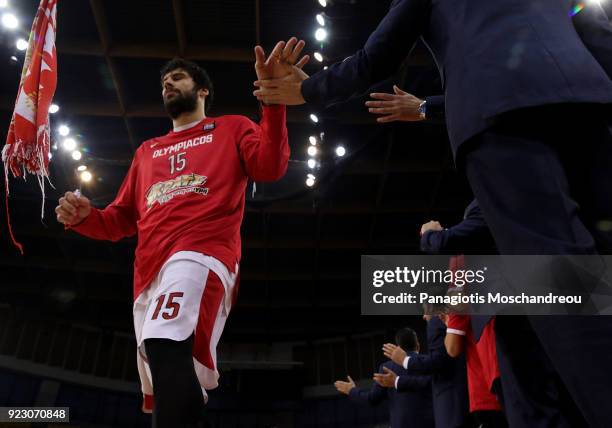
160, 58, 214, 113
395, 327, 419, 352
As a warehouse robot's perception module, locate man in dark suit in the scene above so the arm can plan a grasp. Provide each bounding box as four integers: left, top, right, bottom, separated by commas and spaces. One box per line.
383, 316, 471, 428
254, 2, 612, 426
334, 328, 434, 428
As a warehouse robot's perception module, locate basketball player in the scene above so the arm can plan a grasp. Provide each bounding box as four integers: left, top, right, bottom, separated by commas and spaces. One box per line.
55, 39, 309, 427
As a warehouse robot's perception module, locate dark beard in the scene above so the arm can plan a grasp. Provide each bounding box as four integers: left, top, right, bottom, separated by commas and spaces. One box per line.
163, 88, 198, 119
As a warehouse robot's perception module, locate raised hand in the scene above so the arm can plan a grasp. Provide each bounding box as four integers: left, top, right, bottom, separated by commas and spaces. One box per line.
253, 65, 309, 105
373, 366, 398, 388
420, 220, 443, 235
333, 375, 356, 395
55, 191, 91, 226
254, 37, 310, 81
382, 343, 407, 366
366, 85, 426, 123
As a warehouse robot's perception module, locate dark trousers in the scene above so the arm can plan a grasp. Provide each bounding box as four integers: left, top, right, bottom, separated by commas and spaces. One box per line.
463, 104, 612, 428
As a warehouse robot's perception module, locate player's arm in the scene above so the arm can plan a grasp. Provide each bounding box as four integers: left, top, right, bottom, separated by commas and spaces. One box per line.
445, 314, 468, 358
56, 154, 139, 241
237, 107, 290, 182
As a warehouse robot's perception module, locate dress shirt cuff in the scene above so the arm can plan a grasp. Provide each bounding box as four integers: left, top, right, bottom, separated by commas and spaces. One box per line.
403, 356, 410, 369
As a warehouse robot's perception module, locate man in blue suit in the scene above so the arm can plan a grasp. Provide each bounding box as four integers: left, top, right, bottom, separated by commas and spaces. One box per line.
254, 2, 612, 426
334, 328, 434, 428
383, 315, 472, 428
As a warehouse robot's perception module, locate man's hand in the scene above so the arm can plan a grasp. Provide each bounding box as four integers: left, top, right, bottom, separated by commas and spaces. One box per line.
421, 220, 443, 236
382, 343, 407, 366
254, 37, 310, 82
366, 85, 426, 123
373, 366, 398, 388
253, 65, 309, 105
334, 375, 356, 395
55, 191, 91, 226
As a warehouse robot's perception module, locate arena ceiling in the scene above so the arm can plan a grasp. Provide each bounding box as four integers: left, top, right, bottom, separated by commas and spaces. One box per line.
0, 0, 475, 344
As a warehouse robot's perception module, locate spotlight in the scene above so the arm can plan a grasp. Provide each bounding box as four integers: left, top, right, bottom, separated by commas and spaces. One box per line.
10, 55, 17, 62
62, 138, 76, 151
309, 136, 317, 145
71, 150, 82, 161
0, 0, 8, 8
323, 66, 328, 70
316, 13, 325, 26
77, 165, 87, 172
310, 113, 319, 123
318, 0, 327, 7
80, 171, 92, 182
307, 159, 317, 169
1, 12, 18, 29
48, 152, 52, 160
314, 52, 324, 62
315, 28, 328, 42
308, 146, 318, 157
335, 145, 346, 157
16, 38, 27, 51
49, 103, 60, 114
58, 125, 70, 136
306, 177, 316, 187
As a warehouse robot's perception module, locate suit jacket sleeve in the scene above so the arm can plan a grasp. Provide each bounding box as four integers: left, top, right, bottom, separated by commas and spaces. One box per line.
348, 367, 388, 406
396, 374, 432, 391
424, 95, 445, 122
405, 349, 453, 375
420, 205, 491, 254
301, 0, 430, 107
572, 0, 612, 79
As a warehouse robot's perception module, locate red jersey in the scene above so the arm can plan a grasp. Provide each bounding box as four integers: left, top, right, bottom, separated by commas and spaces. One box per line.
71, 106, 289, 299
447, 314, 501, 412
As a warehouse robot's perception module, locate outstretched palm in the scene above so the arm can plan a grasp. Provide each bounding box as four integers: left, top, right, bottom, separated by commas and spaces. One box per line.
254, 37, 309, 81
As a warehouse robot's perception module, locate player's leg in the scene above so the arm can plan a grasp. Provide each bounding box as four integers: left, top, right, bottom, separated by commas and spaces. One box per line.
145, 335, 208, 428
138, 258, 211, 428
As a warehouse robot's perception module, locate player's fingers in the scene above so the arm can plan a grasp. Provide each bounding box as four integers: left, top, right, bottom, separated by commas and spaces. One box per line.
65, 192, 79, 206
56, 206, 75, 221
287, 39, 305, 64
295, 55, 310, 69
60, 199, 77, 215
370, 93, 395, 101
254, 46, 266, 67
253, 79, 281, 88
266, 41, 285, 66
281, 37, 298, 61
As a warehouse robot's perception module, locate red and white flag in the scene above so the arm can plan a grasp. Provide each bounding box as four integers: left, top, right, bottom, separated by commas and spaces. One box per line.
2, 0, 58, 253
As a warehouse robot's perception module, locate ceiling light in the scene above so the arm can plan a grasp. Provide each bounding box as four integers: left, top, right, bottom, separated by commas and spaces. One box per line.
316, 13, 325, 26
335, 145, 346, 157
16, 38, 27, 51
307, 159, 316, 169
1, 12, 18, 30
307, 146, 318, 157
58, 125, 70, 136
314, 52, 323, 62
77, 165, 87, 172
49, 103, 59, 114
71, 150, 82, 161
315, 28, 328, 42
80, 171, 92, 182
62, 138, 76, 151
310, 114, 319, 123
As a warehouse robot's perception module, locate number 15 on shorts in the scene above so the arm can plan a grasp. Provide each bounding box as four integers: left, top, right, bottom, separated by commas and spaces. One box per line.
151, 292, 184, 320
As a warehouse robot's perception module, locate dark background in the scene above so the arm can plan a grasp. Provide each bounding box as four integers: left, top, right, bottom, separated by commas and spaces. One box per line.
0, 0, 500, 426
